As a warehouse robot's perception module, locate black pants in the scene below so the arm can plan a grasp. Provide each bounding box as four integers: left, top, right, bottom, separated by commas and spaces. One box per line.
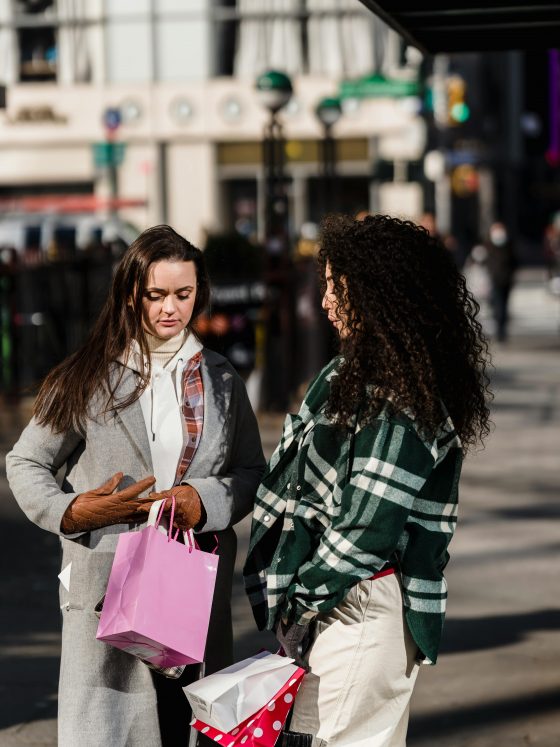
491, 282, 512, 341
153, 664, 198, 747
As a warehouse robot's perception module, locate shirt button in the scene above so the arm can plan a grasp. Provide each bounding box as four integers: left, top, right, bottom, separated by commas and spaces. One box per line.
191, 436, 196, 443
263, 515, 270, 523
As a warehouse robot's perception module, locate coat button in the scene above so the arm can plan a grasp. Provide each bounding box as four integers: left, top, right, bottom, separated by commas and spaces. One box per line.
263, 515, 270, 523
287, 482, 291, 490
296, 485, 302, 491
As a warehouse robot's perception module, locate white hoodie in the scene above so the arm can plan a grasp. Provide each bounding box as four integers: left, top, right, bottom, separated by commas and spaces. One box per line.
122, 333, 203, 491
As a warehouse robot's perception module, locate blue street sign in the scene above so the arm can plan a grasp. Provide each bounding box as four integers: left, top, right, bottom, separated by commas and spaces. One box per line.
103, 107, 121, 132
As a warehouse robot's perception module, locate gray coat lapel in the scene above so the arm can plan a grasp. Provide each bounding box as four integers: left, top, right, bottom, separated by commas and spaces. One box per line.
186, 349, 233, 477
111, 366, 153, 472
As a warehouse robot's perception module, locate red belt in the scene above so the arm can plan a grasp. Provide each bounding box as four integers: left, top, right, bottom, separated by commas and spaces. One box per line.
369, 566, 396, 581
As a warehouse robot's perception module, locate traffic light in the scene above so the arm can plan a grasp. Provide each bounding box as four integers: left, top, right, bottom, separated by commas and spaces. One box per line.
447, 75, 470, 125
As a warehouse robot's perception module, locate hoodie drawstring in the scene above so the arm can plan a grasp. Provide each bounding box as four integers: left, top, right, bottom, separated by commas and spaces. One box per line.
149, 358, 185, 443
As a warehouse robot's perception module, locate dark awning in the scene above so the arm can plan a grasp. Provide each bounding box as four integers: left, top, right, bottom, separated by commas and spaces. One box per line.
358, 2, 560, 54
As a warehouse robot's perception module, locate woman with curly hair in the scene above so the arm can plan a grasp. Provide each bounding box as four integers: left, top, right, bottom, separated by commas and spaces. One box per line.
244, 214, 491, 746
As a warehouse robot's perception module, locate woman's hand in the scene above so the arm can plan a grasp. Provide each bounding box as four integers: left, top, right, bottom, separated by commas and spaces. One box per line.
60, 472, 156, 534
147, 485, 205, 531
276, 620, 313, 670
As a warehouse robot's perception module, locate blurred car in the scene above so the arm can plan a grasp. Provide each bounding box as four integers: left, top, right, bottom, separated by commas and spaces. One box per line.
0, 212, 139, 261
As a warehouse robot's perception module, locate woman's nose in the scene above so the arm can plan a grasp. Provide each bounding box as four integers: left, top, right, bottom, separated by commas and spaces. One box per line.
162, 295, 176, 314
322, 292, 331, 311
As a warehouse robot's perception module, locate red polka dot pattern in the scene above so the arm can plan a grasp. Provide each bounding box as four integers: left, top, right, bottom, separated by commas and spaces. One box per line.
191, 667, 305, 746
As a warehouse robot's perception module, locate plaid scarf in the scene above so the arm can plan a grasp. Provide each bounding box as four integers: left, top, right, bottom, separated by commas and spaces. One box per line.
175, 351, 204, 484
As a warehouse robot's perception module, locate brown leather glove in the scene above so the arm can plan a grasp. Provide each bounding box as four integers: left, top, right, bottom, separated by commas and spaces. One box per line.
60, 472, 156, 534
147, 485, 205, 532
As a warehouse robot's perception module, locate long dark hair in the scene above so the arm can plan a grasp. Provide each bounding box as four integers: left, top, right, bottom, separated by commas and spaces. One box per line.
34, 224, 210, 434
318, 214, 491, 452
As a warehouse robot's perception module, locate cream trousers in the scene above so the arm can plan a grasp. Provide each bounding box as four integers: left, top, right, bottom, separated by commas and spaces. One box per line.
290, 573, 419, 747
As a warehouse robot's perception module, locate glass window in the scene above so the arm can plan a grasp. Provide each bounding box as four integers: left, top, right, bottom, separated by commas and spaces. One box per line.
18, 26, 57, 82
23, 225, 41, 250
220, 0, 375, 78
106, 21, 152, 82
53, 225, 77, 257
106, 0, 150, 17
14, 0, 55, 14
214, 0, 236, 77
159, 0, 207, 10
156, 20, 210, 81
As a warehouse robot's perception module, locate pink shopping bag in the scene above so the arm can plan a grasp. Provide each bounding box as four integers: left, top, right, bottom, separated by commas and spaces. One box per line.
190, 664, 305, 747
96, 498, 219, 667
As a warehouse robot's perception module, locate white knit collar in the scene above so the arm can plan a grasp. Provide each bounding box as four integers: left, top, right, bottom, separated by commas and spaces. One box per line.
120, 332, 203, 374
163, 333, 203, 372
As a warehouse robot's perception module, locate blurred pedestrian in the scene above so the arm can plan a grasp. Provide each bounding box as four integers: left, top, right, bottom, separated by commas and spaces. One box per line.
245, 214, 491, 746
463, 243, 491, 304
418, 211, 461, 264
418, 210, 438, 237
543, 212, 560, 296
486, 221, 517, 342
6, 224, 265, 747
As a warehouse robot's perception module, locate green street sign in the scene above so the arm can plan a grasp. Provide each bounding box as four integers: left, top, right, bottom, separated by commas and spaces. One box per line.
339, 73, 420, 100
93, 141, 126, 167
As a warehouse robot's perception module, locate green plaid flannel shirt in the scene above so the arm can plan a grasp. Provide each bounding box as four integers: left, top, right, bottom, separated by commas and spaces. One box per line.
244, 357, 463, 664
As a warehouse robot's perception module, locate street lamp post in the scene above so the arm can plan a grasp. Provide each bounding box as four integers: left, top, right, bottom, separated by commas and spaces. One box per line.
315, 96, 342, 215
101, 106, 123, 218
255, 70, 293, 411
256, 71, 293, 255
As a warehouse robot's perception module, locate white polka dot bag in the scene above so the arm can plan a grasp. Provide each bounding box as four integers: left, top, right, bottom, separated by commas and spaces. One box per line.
185, 652, 305, 746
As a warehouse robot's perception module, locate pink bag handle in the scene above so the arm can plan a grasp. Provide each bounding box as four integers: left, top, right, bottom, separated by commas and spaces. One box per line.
183, 531, 219, 554
155, 495, 178, 543
185, 528, 195, 553
154, 498, 166, 528
210, 534, 219, 554
153, 498, 219, 551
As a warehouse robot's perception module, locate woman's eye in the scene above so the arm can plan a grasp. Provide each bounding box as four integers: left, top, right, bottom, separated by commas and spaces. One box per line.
177, 295, 191, 301
145, 293, 162, 301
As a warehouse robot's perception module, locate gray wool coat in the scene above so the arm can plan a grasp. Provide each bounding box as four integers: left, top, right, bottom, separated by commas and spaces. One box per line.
6, 349, 265, 747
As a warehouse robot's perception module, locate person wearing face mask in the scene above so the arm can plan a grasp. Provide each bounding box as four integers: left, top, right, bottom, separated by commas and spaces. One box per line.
6, 224, 265, 747
486, 221, 517, 342
244, 215, 491, 746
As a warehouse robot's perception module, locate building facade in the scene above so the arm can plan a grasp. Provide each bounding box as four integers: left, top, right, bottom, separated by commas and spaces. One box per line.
0, 0, 426, 247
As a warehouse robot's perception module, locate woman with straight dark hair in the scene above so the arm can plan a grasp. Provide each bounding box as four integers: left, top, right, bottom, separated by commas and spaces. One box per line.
7, 224, 265, 747
245, 214, 491, 746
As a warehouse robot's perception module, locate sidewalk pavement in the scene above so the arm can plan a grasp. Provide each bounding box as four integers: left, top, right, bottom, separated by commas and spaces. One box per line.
1, 275, 559, 746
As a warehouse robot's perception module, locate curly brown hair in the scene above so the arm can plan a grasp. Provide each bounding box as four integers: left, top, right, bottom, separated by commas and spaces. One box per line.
318, 214, 491, 452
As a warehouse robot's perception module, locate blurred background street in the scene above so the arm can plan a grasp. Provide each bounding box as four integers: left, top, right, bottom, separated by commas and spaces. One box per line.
1, 1, 560, 745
